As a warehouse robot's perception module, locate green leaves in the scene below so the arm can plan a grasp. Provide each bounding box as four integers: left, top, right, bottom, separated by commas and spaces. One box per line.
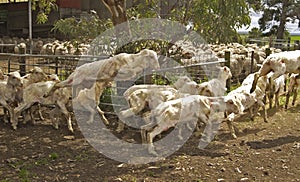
257, 0, 300, 39
32, 0, 58, 24
51, 13, 113, 42
128, 0, 251, 43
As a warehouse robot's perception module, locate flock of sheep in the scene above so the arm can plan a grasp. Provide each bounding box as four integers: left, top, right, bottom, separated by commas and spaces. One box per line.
0, 38, 299, 155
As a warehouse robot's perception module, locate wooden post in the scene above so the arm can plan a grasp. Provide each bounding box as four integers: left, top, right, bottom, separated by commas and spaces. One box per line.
19, 46, 26, 76
250, 51, 254, 73
265, 48, 271, 57
295, 40, 300, 50
225, 51, 231, 91
287, 37, 291, 51
55, 57, 59, 75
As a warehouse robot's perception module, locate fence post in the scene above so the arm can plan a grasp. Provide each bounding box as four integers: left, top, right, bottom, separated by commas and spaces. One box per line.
295, 40, 300, 50
19, 46, 26, 76
55, 57, 59, 75
250, 51, 255, 73
265, 48, 271, 57
287, 37, 291, 51
225, 51, 231, 91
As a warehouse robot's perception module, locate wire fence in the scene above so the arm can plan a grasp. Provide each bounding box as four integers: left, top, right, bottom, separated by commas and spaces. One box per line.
0, 48, 274, 114
248, 37, 300, 51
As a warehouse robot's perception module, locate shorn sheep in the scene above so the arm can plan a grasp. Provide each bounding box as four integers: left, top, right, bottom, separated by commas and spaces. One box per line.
0, 71, 23, 129
142, 95, 241, 155
285, 73, 300, 109
13, 81, 73, 132
173, 66, 232, 96
46, 49, 160, 124
250, 50, 300, 93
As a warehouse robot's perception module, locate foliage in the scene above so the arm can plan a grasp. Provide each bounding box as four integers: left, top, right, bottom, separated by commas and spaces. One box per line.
248, 27, 263, 38
32, 0, 58, 24
256, 0, 300, 39
127, 0, 251, 43
37, 0, 251, 43
51, 12, 113, 43
191, 0, 251, 43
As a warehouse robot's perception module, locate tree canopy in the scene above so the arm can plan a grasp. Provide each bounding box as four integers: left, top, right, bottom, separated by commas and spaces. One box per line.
35, 0, 252, 43
254, 0, 300, 39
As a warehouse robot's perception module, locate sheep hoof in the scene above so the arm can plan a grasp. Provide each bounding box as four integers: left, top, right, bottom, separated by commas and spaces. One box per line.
231, 133, 237, 139
103, 119, 109, 125
87, 119, 93, 124
148, 147, 158, 156
53, 124, 59, 130
178, 135, 184, 141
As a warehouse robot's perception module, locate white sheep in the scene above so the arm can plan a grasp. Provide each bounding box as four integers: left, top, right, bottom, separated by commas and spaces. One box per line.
13, 80, 73, 132
142, 95, 241, 155
226, 73, 269, 126
285, 73, 300, 109
0, 71, 23, 129
72, 81, 112, 125
268, 74, 286, 108
44, 49, 160, 124
250, 50, 300, 93
173, 66, 231, 97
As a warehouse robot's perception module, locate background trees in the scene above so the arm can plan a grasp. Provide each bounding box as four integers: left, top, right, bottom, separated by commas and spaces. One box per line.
256, 0, 300, 39
36, 0, 253, 43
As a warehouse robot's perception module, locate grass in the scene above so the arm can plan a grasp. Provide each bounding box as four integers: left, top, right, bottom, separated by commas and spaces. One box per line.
290, 35, 300, 44
18, 168, 30, 182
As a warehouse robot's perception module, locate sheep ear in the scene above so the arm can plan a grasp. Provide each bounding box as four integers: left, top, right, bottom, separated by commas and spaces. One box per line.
216, 66, 221, 69
140, 49, 149, 55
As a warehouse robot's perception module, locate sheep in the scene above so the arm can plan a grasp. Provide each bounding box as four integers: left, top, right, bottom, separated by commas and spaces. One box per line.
173, 66, 232, 97
285, 73, 300, 109
46, 49, 159, 96
141, 95, 241, 155
44, 49, 160, 124
268, 74, 286, 108
21, 67, 48, 87
0, 71, 23, 129
226, 73, 269, 125
250, 50, 300, 93
13, 80, 73, 132
72, 81, 112, 125
119, 86, 179, 119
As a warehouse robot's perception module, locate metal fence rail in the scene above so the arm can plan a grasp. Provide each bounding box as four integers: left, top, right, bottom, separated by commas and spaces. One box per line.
0, 51, 263, 114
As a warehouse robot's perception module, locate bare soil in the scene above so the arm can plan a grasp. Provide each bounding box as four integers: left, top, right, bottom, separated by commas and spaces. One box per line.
0, 104, 300, 182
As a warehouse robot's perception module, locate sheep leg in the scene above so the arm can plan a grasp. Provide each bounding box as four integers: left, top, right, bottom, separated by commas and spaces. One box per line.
274, 91, 280, 108
226, 113, 237, 139
257, 100, 268, 122
49, 107, 59, 130
0, 99, 16, 130
37, 104, 45, 121
147, 124, 167, 156
285, 84, 294, 109
96, 106, 109, 125
268, 91, 273, 109
285, 91, 291, 109
3, 108, 9, 123
292, 87, 298, 106
13, 102, 35, 129
57, 101, 73, 133
140, 115, 156, 143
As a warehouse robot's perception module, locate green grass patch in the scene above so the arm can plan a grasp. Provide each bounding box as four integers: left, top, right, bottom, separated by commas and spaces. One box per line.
290, 35, 300, 44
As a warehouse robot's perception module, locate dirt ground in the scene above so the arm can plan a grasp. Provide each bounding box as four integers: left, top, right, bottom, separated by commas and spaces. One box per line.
0, 103, 299, 182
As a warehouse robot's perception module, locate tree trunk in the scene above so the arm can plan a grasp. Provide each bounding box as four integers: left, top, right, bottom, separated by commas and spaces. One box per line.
276, 0, 288, 39
101, 0, 131, 37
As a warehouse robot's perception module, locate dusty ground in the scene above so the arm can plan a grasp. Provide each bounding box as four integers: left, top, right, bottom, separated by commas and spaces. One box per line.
0, 103, 299, 182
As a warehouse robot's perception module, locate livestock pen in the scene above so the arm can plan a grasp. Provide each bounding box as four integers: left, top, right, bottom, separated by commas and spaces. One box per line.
0, 48, 268, 116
